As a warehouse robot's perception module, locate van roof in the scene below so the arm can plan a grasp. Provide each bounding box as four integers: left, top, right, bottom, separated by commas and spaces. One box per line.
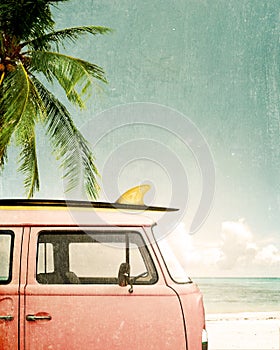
0, 199, 176, 227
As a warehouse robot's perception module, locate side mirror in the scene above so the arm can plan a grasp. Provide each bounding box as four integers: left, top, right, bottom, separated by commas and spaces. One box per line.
118, 262, 130, 287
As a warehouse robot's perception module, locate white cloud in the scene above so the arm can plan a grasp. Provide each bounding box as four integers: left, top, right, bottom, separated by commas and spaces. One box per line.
218, 219, 256, 270
217, 220, 280, 274
255, 244, 280, 265
163, 220, 280, 277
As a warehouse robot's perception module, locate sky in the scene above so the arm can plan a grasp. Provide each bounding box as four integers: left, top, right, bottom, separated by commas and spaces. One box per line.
164, 220, 280, 277
1, 0, 279, 276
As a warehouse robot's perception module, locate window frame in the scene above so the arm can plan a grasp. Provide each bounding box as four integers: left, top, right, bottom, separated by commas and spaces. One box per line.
36, 229, 158, 285
0, 230, 14, 285
152, 226, 192, 285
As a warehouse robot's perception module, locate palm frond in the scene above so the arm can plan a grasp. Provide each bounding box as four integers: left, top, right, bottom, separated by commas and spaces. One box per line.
0, 33, 4, 55
14, 78, 45, 197
0, 0, 55, 40
32, 76, 99, 199
31, 51, 107, 108
22, 26, 112, 51
0, 72, 5, 86
0, 63, 42, 196
0, 63, 30, 166
16, 124, 40, 198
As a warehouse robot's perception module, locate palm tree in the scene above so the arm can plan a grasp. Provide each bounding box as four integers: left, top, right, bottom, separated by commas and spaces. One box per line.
0, 0, 111, 198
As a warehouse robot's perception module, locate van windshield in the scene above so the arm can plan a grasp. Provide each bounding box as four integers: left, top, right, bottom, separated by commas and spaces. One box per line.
153, 226, 192, 284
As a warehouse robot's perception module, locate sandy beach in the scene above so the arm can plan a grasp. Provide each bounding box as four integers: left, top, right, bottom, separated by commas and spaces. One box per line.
206, 312, 280, 350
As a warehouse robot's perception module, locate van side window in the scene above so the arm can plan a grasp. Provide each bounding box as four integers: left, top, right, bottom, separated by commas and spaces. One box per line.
36, 231, 157, 285
0, 231, 13, 284
37, 243, 54, 273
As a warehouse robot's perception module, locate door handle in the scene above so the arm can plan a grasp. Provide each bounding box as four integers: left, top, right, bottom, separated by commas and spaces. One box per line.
0, 315, 14, 321
26, 314, 52, 322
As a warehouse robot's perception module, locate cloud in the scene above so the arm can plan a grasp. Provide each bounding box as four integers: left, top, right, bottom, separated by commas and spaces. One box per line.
218, 220, 280, 274
255, 244, 280, 265
162, 222, 222, 275
163, 220, 280, 276
218, 219, 256, 270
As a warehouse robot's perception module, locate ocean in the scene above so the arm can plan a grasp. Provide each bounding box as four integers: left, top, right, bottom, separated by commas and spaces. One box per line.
193, 277, 280, 314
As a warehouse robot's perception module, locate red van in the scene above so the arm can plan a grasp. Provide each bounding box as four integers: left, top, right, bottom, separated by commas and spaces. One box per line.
0, 193, 208, 349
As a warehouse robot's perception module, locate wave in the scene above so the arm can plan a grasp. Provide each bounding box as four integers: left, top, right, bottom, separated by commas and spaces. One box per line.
206, 311, 280, 322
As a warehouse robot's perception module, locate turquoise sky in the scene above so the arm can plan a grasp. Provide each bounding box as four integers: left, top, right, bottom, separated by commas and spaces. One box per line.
1, 0, 279, 275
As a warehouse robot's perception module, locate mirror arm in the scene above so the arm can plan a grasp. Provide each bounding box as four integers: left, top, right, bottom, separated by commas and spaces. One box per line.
128, 272, 148, 294
128, 278, 134, 294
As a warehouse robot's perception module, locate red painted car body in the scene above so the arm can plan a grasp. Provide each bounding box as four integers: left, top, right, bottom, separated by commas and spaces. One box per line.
0, 200, 207, 350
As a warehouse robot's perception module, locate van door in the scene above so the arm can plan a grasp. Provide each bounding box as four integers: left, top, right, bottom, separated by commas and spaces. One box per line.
0, 228, 22, 350
24, 228, 186, 350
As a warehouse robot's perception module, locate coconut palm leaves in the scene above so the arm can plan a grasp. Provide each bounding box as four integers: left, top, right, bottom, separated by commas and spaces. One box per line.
0, 0, 111, 198
1, 68, 40, 196
31, 51, 106, 108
